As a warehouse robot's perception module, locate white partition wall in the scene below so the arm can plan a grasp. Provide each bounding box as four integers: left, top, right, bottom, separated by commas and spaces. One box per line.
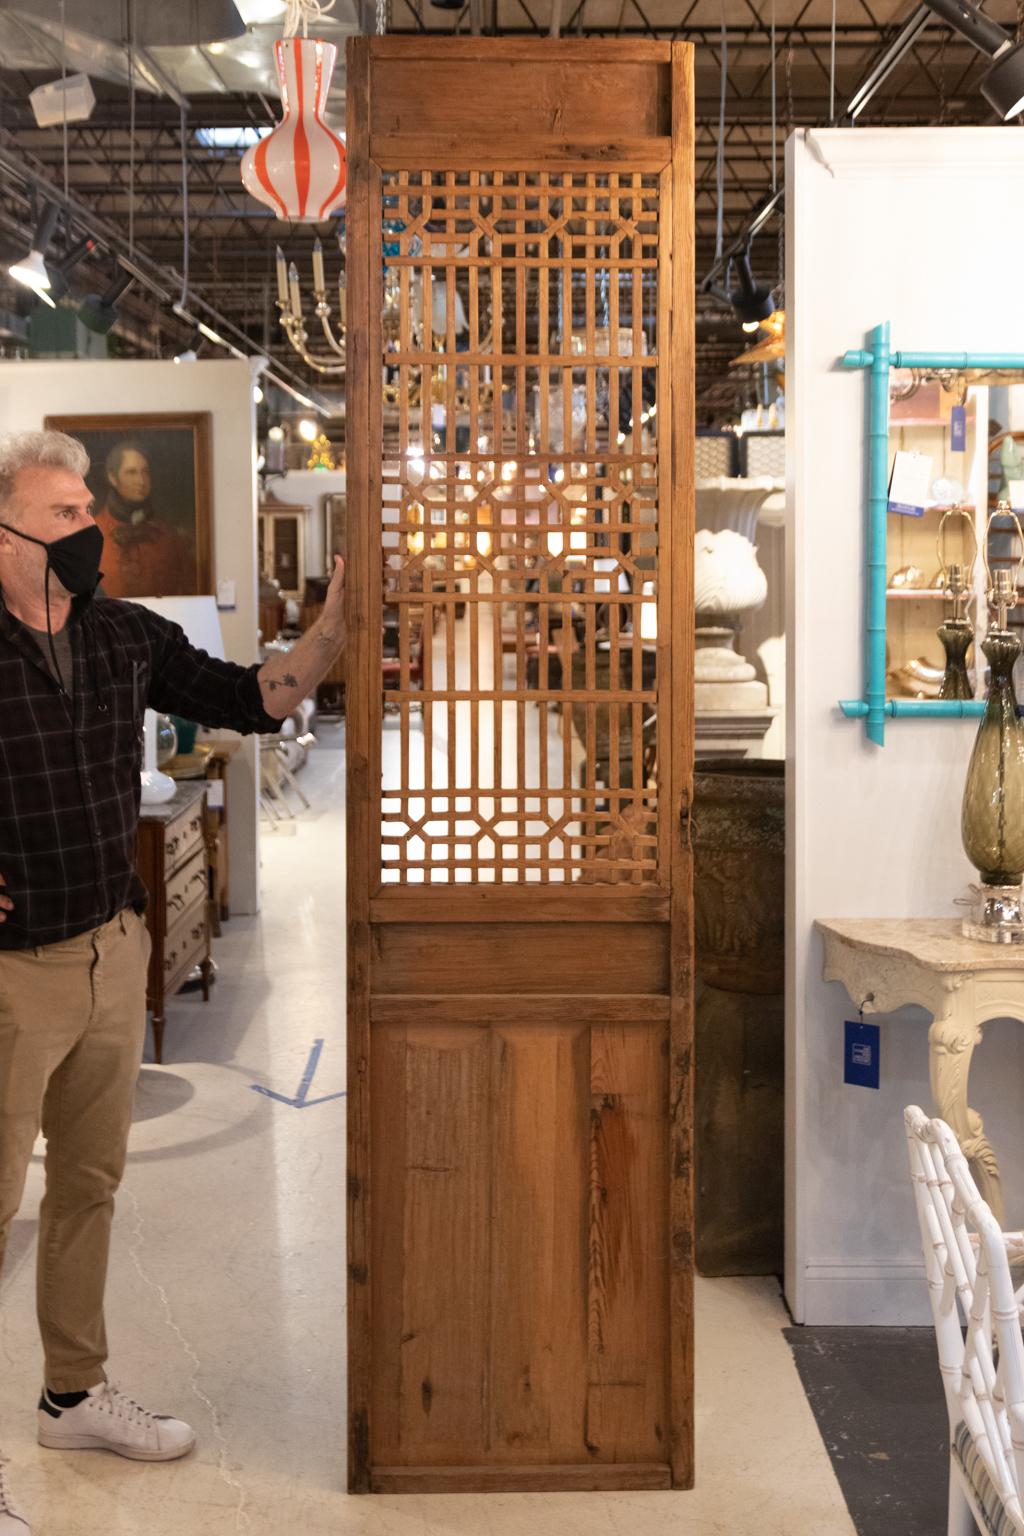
786, 128, 1024, 1325
0, 359, 262, 915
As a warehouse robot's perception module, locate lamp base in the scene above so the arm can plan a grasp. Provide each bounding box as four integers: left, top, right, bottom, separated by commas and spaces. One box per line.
140, 768, 177, 806
961, 883, 1024, 944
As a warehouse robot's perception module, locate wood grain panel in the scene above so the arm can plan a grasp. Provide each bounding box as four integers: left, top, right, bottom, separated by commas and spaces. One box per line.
374, 923, 670, 994
489, 1023, 590, 1459
586, 1025, 669, 1462
398, 1026, 492, 1460
370, 60, 672, 142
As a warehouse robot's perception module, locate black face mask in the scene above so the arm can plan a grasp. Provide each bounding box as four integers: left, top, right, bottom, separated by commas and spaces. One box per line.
0, 521, 104, 597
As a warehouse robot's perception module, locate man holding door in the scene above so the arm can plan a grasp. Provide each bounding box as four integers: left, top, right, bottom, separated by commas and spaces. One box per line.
0, 430, 344, 1536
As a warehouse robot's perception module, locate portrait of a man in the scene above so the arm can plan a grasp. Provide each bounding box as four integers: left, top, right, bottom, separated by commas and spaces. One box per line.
43, 413, 213, 599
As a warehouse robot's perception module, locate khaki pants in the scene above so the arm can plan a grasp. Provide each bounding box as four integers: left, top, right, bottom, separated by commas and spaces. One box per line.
0, 909, 151, 1392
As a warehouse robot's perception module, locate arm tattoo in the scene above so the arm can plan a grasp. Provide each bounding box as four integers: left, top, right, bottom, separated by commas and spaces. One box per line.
283, 673, 298, 687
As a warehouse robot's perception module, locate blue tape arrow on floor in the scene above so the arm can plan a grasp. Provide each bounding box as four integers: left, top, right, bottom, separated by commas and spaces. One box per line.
251, 1038, 347, 1108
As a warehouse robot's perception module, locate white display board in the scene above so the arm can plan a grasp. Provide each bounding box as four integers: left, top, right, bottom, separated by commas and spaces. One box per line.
786, 127, 1024, 1325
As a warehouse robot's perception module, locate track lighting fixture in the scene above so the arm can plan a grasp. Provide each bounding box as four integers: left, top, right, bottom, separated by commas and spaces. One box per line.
8, 202, 60, 301
174, 326, 203, 363
729, 248, 775, 330
923, 0, 1024, 119
77, 269, 134, 335
47, 236, 99, 302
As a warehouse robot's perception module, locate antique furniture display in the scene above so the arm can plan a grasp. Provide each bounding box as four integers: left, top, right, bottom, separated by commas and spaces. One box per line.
137, 781, 213, 1064
345, 37, 696, 1496
694, 760, 784, 1276
167, 740, 240, 925
259, 498, 307, 598
818, 916, 1024, 1225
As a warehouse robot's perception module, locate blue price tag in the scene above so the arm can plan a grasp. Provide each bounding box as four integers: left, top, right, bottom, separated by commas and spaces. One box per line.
844, 1020, 881, 1090
951, 405, 967, 453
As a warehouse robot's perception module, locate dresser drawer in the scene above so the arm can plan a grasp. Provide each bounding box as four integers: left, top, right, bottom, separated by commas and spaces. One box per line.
162, 904, 208, 997
163, 801, 205, 876
165, 849, 208, 935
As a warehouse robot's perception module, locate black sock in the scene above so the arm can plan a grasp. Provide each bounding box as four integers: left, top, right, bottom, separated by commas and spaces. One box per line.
42, 1388, 89, 1409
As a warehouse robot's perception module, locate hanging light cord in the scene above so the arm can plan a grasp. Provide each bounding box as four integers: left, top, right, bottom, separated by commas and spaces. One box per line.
59, 0, 69, 200
714, 0, 727, 264
284, 0, 338, 36
829, 0, 837, 123
178, 98, 190, 311
770, 0, 777, 193
127, 0, 136, 257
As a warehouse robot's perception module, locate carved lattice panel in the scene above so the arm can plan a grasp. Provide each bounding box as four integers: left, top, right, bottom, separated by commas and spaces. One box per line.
378, 168, 663, 885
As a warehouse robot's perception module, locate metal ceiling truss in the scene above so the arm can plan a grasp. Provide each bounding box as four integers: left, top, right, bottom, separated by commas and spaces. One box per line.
0, 0, 1017, 414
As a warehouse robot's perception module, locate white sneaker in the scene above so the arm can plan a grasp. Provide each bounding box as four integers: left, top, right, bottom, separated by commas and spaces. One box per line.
0, 1453, 30, 1533
37, 1383, 195, 1462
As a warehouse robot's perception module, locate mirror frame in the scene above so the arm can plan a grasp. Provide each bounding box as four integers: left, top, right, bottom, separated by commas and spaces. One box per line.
837, 321, 1024, 745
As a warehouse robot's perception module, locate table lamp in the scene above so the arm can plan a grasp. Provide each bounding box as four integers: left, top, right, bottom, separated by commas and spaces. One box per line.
132, 596, 227, 805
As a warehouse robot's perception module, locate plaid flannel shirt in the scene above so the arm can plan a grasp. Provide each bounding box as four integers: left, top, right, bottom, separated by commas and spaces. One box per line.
0, 592, 283, 949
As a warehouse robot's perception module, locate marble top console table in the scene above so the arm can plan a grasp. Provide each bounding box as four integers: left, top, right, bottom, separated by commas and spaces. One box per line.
817, 918, 1024, 1224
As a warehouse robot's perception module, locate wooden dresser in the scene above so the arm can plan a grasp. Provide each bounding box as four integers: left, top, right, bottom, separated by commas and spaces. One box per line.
137, 781, 212, 1063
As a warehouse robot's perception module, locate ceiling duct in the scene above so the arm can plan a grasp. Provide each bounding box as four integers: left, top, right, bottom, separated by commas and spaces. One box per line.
0, 0, 246, 46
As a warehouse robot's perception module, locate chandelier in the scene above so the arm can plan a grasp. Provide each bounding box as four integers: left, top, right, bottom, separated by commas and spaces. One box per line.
275, 239, 346, 375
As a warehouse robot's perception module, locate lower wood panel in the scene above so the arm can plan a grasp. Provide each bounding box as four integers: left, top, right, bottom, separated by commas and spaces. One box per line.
370, 1463, 674, 1493
369, 998, 670, 1475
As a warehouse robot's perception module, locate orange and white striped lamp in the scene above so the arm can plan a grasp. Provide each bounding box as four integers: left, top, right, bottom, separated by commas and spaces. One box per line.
240, 36, 347, 223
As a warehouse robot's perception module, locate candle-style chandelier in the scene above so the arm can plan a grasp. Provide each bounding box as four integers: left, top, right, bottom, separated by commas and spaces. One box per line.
275, 239, 346, 375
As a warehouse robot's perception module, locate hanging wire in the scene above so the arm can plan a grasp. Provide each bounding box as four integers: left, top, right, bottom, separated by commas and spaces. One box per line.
770, 0, 777, 193
714, 0, 727, 263
284, 0, 338, 35
178, 99, 190, 311
127, 0, 136, 257
829, 0, 837, 123
59, 0, 69, 200
375, 0, 389, 35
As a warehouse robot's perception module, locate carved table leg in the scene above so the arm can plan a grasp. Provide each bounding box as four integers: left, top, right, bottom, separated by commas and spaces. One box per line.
928, 1005, 1004, 1225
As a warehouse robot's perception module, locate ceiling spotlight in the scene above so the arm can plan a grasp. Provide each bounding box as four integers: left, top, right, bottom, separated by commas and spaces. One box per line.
924, 0, 1024, 118
253, 383, 264, 404
77, 269, 134, 335
47, 236, 99, 302
981, 40, 1024, 118
174, 325, 203, 363
729, 248, 775, 328
297, 417, 319, 442
8, 202, 59, 297
267, 424, 285, 442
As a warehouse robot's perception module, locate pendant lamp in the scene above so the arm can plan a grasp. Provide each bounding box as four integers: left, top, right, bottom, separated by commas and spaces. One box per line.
240, 35, 347, 222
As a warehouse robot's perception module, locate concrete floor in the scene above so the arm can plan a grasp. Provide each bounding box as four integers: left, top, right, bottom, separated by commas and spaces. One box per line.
0, 727, 855, 1535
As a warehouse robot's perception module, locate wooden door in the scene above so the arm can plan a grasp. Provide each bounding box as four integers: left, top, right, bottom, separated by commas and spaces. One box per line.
346, 38, 694, 1495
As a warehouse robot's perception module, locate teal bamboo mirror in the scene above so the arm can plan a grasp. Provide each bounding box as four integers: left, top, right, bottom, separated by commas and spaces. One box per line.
839, 322, 1024, 745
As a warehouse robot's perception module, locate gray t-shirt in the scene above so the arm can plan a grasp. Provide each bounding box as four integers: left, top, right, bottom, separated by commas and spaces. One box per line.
26, 623, 73, 695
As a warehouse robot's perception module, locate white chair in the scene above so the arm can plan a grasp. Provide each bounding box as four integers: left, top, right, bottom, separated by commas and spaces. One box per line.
905, 1105, 1024, 1535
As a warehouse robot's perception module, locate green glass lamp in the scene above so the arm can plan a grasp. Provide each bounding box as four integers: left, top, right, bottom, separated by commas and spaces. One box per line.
961, 552, 1024, 943
937, 507, 977, 702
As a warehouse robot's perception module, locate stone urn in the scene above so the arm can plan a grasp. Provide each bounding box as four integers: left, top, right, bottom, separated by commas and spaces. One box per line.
693, 759, 784, 1275
694, 527, 769, 711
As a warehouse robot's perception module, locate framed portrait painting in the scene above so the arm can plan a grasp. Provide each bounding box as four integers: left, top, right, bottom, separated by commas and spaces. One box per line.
44, 412, 213, 600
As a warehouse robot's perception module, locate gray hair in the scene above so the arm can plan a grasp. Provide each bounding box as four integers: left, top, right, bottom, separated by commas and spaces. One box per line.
0, 430, 90, 516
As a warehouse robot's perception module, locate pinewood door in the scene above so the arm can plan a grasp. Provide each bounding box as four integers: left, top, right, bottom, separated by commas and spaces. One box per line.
346, 37, 695, 1495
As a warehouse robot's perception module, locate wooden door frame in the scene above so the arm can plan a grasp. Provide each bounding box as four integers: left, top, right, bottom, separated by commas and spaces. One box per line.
345, 37, 695, 1493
